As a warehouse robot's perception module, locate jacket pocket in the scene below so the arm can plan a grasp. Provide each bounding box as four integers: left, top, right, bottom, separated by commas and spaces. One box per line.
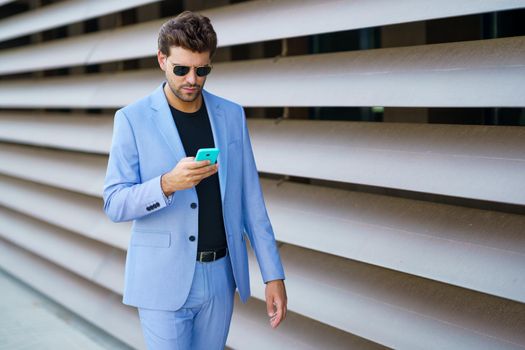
131, 231, 171, 248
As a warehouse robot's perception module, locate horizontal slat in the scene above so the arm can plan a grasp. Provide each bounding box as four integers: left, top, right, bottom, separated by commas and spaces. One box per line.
0, 112, 112, 154
2, 112, 524, 205
2, 205, 524, 349
0, 0, 161, 43
0, 37, 523, 107
1, 152, 524, 303
250, 119, 525, 206
0, 207, 380, 349
0, 238, 144, 349
206, 0, 525, 47
0, 172, 129, 250
0, 207, 124, 294
263, 179, 525, 303
2, 0, 525, 75
0, 142, 107, 196
247, 244, 525, 350
205, 37, 525, 108
0, 239, 372, 349
229, 297, 387, 350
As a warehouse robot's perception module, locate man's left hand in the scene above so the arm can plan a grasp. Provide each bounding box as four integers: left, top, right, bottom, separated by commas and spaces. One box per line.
265, 279, 287, 328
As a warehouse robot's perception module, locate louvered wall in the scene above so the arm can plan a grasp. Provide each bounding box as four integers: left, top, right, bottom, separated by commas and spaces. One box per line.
1, 1, 524, 349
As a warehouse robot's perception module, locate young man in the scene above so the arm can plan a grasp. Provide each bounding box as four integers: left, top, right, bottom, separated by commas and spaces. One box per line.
103, 11, 287, 349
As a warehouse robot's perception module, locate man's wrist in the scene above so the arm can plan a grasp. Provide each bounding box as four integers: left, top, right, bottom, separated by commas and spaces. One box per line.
161, 173, 174, 196
265, 279, 284, 285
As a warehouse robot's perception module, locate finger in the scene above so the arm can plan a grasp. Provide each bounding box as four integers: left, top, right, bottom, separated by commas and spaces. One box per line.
188, 170, 217, 185
203, 164, 219, 176
270, 300, 280, 319
190, 163, 218, 176
271, 301, 283, 328
271, 316, 282, 328
281, 296, 287, 321
181, 157, 210, 168
266, 296, 275, 318
185, 160, 211, 169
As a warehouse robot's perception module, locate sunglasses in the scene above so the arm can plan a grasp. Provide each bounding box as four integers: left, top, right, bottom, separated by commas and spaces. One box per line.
171, 64, 212, 77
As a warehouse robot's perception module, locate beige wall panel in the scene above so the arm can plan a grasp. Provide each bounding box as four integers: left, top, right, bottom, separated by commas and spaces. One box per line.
0, 37, 523, 108
0, 236, 378, 349
1, 113, 523, 205
0, 0, 162, 42
208, 0, 525, 47
2, 140, 525, 301
260, 178, 525, 303
2, 210, 523, 350
4, 190, 525, 349
247, 245, 525, 350
229, 297, 387, 350
0, 210, 388, 348
249, 119, 525, 205
1, 153, 524, 302
206, 37, 525, 108
0, 238, 145, 350
0, 173, 129, 250
0, 112, 112, 153
0, 207, 125, 294
0, 143, 107, 196
1, 1, 523, 349
2, 0, 525, 75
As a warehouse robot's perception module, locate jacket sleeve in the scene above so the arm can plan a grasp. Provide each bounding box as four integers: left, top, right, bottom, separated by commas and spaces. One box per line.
103, 109, 171, 222
240, 106, 286, 283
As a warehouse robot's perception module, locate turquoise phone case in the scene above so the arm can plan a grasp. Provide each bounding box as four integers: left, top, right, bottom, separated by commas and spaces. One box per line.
195, 148, 219, 164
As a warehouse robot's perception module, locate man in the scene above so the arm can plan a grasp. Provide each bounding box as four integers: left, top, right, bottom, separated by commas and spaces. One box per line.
103, 11, 287, 350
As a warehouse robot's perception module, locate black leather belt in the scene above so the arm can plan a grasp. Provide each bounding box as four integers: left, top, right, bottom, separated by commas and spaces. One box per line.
196, 247, 228, 262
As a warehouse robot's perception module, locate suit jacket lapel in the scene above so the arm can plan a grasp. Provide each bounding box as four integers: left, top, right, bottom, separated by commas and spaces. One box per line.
150, 83, 187, 162
203, 90, 228, 204
149, 84, 228, 204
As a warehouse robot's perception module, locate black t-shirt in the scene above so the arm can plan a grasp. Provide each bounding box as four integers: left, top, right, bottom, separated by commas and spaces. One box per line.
169, 100, 227, 251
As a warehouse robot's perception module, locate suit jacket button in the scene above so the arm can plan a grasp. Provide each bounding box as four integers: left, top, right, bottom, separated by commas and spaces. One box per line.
189, 235, 196, 242
146, 206, 151, 211
190, 203, 197, 209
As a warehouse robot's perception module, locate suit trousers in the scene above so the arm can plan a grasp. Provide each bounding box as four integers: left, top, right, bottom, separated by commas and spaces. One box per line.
138, 254, 236, 350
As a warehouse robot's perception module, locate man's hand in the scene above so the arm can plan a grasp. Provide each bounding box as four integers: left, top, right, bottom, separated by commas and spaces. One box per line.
265, 279, 287, 328
161, 157, 218, 196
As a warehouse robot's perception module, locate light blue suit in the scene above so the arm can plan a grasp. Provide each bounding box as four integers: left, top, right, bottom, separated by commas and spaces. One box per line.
103, 82, 285, 313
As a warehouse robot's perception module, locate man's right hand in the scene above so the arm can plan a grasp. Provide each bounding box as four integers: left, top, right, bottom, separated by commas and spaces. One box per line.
161, 157, 218, 196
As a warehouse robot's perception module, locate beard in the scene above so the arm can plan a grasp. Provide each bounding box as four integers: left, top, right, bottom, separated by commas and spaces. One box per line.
169, 82, 203, 103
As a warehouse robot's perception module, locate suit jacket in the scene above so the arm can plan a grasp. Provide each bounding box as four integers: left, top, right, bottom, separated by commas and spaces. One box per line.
103, 82, 285, 310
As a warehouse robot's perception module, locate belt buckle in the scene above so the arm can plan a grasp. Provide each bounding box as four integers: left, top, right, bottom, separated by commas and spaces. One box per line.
197, 251, 216, 262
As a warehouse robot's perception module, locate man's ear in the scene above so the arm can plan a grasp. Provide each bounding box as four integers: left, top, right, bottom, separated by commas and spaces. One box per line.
157, 50, 167, 71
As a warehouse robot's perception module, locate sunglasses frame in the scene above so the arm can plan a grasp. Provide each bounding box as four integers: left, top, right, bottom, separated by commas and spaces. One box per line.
167, 60, 213, 77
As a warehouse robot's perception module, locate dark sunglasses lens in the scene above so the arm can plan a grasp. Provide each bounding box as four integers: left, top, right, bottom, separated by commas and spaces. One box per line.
196, 66, 212, 77
173, 65, 190, 76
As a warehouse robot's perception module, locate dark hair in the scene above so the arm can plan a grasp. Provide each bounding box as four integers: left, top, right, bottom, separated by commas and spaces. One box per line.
158, 11, 217, 59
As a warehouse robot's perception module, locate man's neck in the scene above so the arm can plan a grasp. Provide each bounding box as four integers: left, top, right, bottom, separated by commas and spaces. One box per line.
164, 83, 202, 113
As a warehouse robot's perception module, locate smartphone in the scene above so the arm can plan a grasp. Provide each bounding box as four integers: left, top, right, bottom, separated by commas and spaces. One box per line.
195, 148, 219, 165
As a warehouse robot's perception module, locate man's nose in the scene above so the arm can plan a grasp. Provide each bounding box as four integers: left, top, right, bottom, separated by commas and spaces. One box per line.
185, 68, 197, 85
